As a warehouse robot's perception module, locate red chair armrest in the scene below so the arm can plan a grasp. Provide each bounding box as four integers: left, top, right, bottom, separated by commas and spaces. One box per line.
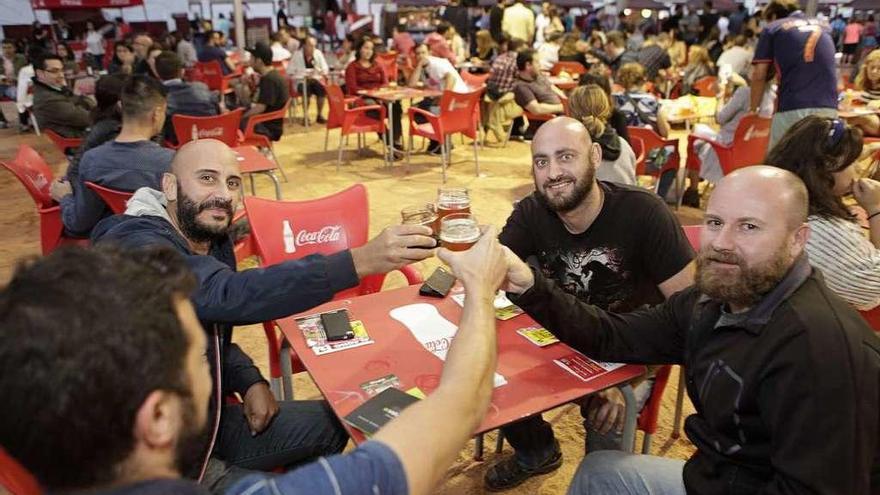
407, 107, 442, 135
397, 265, 424, 285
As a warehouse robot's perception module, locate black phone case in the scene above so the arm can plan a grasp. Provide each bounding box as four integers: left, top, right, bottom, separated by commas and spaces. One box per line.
419, 267, 456, 298
321, 310, 354, 341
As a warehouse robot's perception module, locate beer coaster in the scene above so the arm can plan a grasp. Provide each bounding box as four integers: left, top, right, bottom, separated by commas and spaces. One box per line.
516, 326, 559, 347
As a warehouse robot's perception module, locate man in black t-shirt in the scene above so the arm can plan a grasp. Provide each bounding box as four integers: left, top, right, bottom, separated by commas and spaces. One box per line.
486, 117, 695, 491
242, 41, 289, 141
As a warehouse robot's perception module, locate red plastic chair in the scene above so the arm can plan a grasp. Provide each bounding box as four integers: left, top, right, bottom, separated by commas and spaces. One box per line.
523, 94, 570, 123
172, 108, 244, 148
636, 364, 672, 453
239, 100, 291, 162
406, 88, 484, 182
243, 185, 424, 399
325, 84, 387, 171
0, 145, 87, 253
459, 69, 490, 89
692, 76, 717, 97
0, 446, 40, 495
628, 126, 682, 202
550, 61, 588, 76
861, 307, 880, 332
685, 113, 771, 178
43, 129, 82, 157
195, 60, 237, 95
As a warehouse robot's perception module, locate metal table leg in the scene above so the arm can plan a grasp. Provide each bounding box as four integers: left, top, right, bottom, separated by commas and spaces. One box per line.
386, 99, 394, 167
672, 366, 686, 438
280, 337, 294, 400
263, 171, 281, 200
474, 433, 485, 461
620, 383, 638, 452
302, 77, 310, 128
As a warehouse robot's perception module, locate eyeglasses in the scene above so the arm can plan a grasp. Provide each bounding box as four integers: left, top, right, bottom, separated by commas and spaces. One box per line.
42, 68, 64, 74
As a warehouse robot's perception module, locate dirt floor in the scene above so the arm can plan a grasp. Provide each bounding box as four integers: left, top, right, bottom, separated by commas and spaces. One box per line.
0, 110, 700, 493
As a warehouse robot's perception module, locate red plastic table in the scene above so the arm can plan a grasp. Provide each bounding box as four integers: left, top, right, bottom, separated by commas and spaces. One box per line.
232, 145, 281, 199
275, 284, 646, 452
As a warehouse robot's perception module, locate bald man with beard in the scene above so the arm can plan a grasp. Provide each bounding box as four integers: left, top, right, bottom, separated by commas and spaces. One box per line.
92, 139, 437, 492
500, 165, 880, 494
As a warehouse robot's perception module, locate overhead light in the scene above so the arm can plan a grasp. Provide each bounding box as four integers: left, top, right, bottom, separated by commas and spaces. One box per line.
623, 8, 632, 15
641, 9, 652, 18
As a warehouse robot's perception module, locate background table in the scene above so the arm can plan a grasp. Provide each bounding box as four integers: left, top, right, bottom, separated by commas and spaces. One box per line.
233, 145, 281, 199
358, 86, 443, 164
276, 284, 646, 450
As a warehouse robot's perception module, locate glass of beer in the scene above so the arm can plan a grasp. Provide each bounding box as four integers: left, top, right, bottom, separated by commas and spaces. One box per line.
436, 187, 471, 223
401, 204, 439, 237
440, 213, 480, 251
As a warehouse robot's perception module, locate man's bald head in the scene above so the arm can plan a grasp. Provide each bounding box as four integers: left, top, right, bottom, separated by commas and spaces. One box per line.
171, 139, 240, 177
714, 166, 809, 231
530, 117, 602, 214
532, 117, 593, 152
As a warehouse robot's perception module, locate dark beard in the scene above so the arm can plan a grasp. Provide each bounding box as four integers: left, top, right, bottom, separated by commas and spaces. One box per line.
176, 394, 213, 479
534, 160, 596, 213
176, 189, 234, 244
695, 248, 792, 308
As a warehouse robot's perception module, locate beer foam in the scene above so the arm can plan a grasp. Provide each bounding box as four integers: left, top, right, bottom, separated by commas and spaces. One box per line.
440, 220, 480, 243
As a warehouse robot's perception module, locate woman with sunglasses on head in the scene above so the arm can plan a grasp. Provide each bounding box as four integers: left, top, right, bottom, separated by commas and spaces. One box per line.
765, 115, 880, 310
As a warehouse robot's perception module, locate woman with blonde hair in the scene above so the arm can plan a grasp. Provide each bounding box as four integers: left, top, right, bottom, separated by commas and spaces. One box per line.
852, 48, 880, 136
681, 44, 715, 94
568, 84, 637, 185
471, 29, 497, 63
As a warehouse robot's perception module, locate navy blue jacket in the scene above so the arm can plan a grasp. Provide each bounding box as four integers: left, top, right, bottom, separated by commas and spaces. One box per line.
92, 212, 359, 397
163, 80, 219, 144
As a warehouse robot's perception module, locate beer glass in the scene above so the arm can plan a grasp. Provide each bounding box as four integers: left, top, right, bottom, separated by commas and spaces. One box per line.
436, 187, 470, 223
401, 204, 439, 236
439, 213, 480, 251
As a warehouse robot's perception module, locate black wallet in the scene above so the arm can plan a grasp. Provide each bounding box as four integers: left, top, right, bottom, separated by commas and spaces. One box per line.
419, 267, 456, 298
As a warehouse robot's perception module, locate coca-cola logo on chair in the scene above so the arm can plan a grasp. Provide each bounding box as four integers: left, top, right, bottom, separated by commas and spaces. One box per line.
296, 225, 344, 246
198, 127, 225, 138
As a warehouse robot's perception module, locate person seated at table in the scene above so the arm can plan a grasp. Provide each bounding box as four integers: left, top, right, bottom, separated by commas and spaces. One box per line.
64, 73, 128, 183
408, 42, 470, 155
486, 35, 524, 100
446, 25, 467, 66
716, 34, 753, 80
49, 75, 173, 238
536, 31, 560, 72
240, 41, 288, 142
632, 33, 673, 83
568, 85, 637, 185
0, 39, 27, 130
424, 22, 457, 66
613, 62, 671, 138
155, 51, 219, 144
344, 36, 404, 154
270, 30, 292, 63
680, 44, 715, 95
851, 48, 880, 137
683, 64, 776, 207
55, 42, 78, 75
392, 22, 415, 58
199, 30, 236, 75
489, 117, 694, 491
765, 116, 880, 310
591, 31, 636, 75
556, 33, 590, 71
108, 41, 136, 75
502, 164, 880, 495
91, 138, 438, 491
512, 48, 565, 140
471, 29, 497, 65
31, 51, 94, 138
578, 73, 629, 143
0, 225, 507, 495
288, 35, 329, 124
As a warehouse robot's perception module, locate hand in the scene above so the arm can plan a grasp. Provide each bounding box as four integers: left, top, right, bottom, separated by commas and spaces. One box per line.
854, 178, 880, 216
49, 178, 72, 202
585, 387, 626, 435
502, 248, 534, 294
242, 382, 279, 436
351, 224, 436, 278
437, 225, 506, 297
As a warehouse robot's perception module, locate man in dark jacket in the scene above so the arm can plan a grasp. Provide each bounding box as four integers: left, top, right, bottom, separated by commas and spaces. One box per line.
92, 139, 437, 492
31, 52, 93, 137
155, 50, 218, 144
502, 165, 880, 495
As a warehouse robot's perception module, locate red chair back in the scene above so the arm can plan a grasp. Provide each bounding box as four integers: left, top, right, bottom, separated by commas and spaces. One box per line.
1, 144, 55, 208
376, 52, 399, 81
438, 89, 484, 139
173, 108, 244, 147
325, 84, 348, 130
0, 447, 40, 495
459, 69, 490, 89
692, 76, 717, 97
244, 184, 385, 296
85, 181, 133, 214
240, 101, 290, 144
628, 126, 680, 177
195, 60, 227, 92
861, 307, 880, 332
637, 364, 672, 436
720, 114, 771, 175
550, 61, 587, 76
682, 224, 701, 251
44, 129, 83, 156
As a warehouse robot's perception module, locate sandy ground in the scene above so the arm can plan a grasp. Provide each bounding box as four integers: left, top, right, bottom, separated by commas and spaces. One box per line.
0, 107, 699, 493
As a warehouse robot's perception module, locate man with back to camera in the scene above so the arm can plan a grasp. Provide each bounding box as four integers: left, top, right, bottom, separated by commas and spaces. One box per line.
154, 50, 219, 145
486, 116, 694, 491
90, 138, 438, 491
502, 163, 880, 494
0, 224, 509, 495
